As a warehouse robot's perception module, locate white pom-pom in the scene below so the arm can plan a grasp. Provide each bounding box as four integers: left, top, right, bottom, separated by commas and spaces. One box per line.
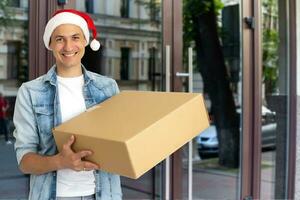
90, 39, 100, 51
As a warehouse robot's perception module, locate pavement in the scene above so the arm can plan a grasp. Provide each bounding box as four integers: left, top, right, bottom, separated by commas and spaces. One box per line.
0, 134, 275, 200
0, 137, 29, 200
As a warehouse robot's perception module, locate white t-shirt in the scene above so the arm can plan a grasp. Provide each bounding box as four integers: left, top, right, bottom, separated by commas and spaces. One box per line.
56, 75, 95, 197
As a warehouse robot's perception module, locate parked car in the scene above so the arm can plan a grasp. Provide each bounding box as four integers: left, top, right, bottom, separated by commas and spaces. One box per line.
196, 125, 218, 157
197, 106, 277, 158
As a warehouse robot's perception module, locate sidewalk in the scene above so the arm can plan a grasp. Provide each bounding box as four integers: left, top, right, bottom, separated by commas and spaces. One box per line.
0, 135, 275, 200
0, 137, 29, 199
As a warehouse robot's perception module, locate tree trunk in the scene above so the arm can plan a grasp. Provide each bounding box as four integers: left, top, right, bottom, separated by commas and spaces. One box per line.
192, 1, 240, 168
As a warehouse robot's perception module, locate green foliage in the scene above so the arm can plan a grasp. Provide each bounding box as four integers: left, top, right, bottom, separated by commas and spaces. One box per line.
0, 0, 16, 28
263, 29, 279, 94
135, 0, 161, 23
183, 0, 224, 69
262, 0, 279, 94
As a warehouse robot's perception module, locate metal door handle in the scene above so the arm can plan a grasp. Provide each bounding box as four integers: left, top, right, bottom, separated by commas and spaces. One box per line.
165, 45, 171, 200
188, 47, 193, 200
176, 72, 190, 77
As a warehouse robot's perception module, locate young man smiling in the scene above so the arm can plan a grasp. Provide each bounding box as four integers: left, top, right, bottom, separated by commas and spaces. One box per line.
13, 9, 122, 200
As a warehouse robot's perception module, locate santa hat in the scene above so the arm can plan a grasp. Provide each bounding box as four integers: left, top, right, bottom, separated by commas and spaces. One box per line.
43, 9, 101, 51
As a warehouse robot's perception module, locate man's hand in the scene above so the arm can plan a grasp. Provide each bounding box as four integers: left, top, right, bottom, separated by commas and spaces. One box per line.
19, 135, 99, 175
57, 135, 100, 171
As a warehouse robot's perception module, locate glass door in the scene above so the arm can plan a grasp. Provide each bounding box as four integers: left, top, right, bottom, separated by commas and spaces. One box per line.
180, 0, 242, 199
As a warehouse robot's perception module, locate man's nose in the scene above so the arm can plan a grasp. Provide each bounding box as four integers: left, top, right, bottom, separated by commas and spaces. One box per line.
63, 39, 73, 51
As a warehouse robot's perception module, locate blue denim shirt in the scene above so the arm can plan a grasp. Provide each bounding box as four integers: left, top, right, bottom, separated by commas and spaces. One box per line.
13, 65, 122, 200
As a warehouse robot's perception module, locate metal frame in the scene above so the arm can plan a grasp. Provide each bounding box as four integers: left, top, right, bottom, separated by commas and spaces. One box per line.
164, 45, 171, 200
287, 0, 297, 198
188, 47, 193, 200
162, 1, 174, 199
241, 0, 262, 198
241, 0, 256, 197
171, 1, 183, 199
252, 0, 262, 198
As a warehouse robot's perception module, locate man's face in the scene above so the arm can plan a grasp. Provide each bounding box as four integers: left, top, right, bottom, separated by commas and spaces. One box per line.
49, 24, 86, 70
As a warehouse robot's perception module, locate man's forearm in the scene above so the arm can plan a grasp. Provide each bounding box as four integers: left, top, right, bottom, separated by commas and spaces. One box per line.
19, 152, 62, 175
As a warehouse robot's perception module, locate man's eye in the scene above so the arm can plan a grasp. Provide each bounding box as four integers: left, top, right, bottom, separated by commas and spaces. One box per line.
56, 38, 63, 42
73, 36, 80, 40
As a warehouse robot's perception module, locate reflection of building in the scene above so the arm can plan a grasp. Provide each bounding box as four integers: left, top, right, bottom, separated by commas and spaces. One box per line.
0, 0, 28, 97
76, 0, 162, 91
0, 0, 28, 119
0, 0, 163, 96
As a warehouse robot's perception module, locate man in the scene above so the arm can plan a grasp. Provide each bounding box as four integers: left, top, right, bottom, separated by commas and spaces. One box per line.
0, 92, 11, 144
13, 9, 122, 200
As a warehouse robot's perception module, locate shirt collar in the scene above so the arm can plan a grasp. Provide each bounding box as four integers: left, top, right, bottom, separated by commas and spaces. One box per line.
43, 64, 93, 86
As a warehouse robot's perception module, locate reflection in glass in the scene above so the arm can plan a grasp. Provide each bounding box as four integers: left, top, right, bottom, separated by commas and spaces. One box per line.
80, 0, 163, 92
182, 0, 241, 199
261, 0, 289, 199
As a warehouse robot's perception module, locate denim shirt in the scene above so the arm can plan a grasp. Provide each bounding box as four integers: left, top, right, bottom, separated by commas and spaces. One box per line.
13, 65, 122, 200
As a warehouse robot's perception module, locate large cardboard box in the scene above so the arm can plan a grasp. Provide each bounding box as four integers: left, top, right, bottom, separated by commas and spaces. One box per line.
53, 91, 209, 179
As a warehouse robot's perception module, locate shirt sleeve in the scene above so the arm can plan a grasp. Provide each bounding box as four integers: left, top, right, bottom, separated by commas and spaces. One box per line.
13, 84, 39, 165
113, 80, 120, 95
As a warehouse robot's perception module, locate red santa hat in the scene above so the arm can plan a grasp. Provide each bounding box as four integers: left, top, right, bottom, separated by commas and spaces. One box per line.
43, 9, 100, 51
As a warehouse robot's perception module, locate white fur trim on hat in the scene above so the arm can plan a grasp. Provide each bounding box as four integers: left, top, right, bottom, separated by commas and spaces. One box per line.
43, 12, 90, 50
90, 39, 101, 51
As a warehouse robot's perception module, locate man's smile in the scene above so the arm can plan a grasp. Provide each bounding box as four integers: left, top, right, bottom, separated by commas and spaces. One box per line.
62, 52, 78, 57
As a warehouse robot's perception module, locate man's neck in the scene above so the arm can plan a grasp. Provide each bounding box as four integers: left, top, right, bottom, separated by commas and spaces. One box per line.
56, 64, 83, 77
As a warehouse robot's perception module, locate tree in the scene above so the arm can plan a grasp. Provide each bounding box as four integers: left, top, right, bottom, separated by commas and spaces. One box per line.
184, 0, 240, 168
0, 0, 16, 27
139, 0, 240, 167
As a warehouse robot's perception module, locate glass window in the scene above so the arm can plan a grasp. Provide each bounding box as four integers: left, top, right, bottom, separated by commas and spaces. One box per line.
7, 0, 20, 7
120, 0, 130, 18
85, 0, 94, 14
6, 41, 20, 80
120, 47, 130, 80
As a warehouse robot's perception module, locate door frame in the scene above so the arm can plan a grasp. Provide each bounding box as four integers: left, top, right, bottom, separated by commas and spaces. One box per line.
287, 0, 297, 198
240, 0, 262, 198
163, 0, 183, 198
240, 0, 297, 199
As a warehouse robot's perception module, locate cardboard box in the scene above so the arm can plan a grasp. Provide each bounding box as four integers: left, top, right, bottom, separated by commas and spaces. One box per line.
53, 91, 209, 179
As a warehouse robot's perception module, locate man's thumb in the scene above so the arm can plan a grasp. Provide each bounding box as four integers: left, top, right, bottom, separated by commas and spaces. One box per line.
65, 135, 75, 147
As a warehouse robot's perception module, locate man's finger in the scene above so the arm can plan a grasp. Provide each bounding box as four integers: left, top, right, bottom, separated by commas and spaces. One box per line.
77, 150, 93, 159
83, 161, 100, 170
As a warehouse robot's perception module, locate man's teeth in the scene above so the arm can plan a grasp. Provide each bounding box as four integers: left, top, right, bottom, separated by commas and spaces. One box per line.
63, 53, 76, 57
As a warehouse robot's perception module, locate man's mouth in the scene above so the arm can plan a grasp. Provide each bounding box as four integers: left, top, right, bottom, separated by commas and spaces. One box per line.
62, 52, 77, 57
